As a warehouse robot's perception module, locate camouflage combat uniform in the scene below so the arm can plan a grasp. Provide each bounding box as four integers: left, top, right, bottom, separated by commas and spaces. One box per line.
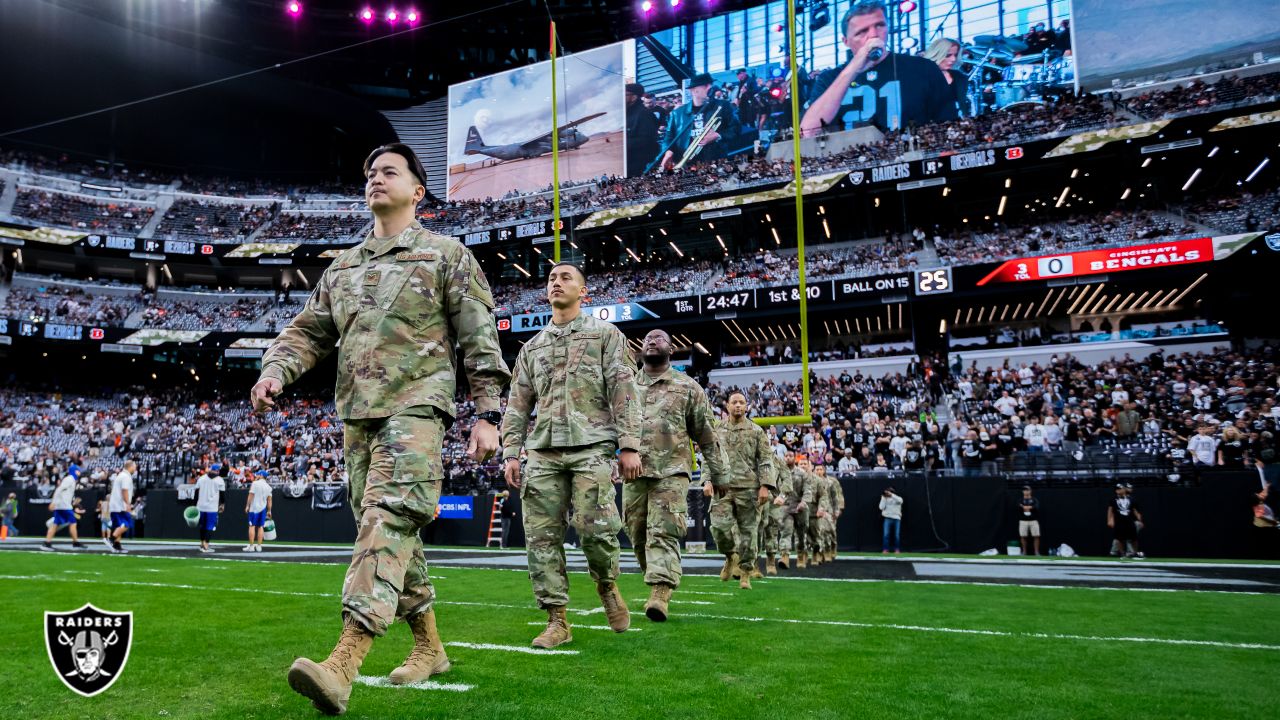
808, 470, 833, 555
259, 220, 509, 636
711, 417, 775, 574
825, 473, 845, 554
754, 454, 791, 560
501, 313, 641, 609
779, 461, 814, 556
626, 366, 728, 588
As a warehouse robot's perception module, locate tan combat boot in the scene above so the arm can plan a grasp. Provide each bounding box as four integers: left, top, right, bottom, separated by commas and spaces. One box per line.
750, 561, 764, 579
532, 606, 573, 648
730, 553, 742, 579
796, 551, 808, 569
644, 583, 673, 622
719, 554, 735, 581
287, 618, 375, 715
597, 581, 631, 632
766, 554, 777, 575
388, 610, 451, 685
739, 572, 752, 590
778, 553, 791, 570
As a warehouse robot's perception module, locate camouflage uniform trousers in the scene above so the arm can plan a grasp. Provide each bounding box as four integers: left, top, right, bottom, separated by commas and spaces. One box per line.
622, 474, 689, 588
523, 441, 623, 608
709, 488, 759, 573
821, 515, 838, 553
806, 511, 823, 557
341, 410, 444, 637
779, 509, 809, 555
755, 498, 784, 559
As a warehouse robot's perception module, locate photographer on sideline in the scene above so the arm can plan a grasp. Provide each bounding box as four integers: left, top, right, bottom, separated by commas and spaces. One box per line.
879, 486, 903, 555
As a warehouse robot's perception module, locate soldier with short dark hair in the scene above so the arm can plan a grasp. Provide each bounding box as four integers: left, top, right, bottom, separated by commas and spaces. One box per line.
708, 392, 775, 589
627, 329, 728, 621
254, 143, 510, 715
502, 261, 642, 647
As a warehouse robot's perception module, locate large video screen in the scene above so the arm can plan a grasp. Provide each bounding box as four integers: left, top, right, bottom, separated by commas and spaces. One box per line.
445, 43, 626, 202
626, 0, 1075, 164
1072, 0, 1280, 91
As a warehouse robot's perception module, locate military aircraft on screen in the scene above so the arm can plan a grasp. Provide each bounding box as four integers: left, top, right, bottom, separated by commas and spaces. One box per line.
463, 112, 607, 161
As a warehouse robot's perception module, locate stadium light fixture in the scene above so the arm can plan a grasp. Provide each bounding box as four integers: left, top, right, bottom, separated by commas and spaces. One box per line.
668, 241, 684, 257
997, 195, 1007, 216
670, 0, 681, 6
512, 263, 531, 277
1121, 187, 1131, 199
641, 0, 654, 12
286, 1, 302, 17
386, 8, 399, 23
1181, 168, 1202, 191
359, 7, 374, 22
1141, 158, 1152, 168
1245, 157, 1270, 183
1055, 186, 1070, 207
898, 0, 916, 12
406, 8, 420, 23
1207, 146, 1219, 157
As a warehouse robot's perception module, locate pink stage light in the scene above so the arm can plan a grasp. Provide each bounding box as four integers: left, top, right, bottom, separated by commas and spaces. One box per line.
359, 7, 374, 22
670, 0, 680, 6
386, 8, 399, 23
405, 8, 420, 24
641, 0, 653, 12
285, 1, 301, 17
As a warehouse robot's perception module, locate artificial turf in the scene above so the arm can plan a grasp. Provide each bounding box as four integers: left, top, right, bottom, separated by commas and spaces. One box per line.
2, 550, 1277, 719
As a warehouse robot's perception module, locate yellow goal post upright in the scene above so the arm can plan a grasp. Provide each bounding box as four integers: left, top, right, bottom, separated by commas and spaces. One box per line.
753, 0, 812, 429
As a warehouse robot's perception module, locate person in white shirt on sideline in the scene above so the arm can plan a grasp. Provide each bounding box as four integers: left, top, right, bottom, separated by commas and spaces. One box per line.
106, 461, 137, 554
42, 465, 87, 551
243, 472, 274, 552
879, 487, 903, 554
194, 466, 227, 553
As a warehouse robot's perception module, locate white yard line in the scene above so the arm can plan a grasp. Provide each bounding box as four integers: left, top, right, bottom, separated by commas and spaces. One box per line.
631, 598, 715, 605
355, 676, 473, 692
525, 622, 641, 632
1, 572, 1272, 652
445, 642, 577, 656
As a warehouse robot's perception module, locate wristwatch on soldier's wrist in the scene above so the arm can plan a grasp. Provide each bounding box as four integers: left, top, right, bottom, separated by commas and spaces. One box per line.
476, 411, 503, 427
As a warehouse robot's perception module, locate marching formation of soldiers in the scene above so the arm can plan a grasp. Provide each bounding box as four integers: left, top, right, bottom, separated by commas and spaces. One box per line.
255, 143, 847, 716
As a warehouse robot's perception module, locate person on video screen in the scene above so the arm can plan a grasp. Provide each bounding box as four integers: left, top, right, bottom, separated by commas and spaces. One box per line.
801, 1, 957, 135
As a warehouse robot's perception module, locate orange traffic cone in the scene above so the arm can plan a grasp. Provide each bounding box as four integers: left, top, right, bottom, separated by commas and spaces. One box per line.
0, 524, 8, 541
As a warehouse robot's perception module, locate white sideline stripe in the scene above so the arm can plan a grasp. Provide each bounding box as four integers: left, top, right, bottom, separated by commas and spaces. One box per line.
5, 553, 1273, 596
1, 573, 1271, 652
526, 622, 641, 632
631, 598, 715, 605
445, 642, 577, 656
679, 590, 734, 596
355, 676, 473, 692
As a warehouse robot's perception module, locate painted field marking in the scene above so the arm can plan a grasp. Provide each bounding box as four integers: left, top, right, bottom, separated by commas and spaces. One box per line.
526, 622, 641, 632
355, 676, 473, 692
445, 642, 578, 656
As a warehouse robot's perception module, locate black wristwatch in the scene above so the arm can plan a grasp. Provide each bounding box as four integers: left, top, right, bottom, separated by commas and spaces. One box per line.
476, 411, 503, 427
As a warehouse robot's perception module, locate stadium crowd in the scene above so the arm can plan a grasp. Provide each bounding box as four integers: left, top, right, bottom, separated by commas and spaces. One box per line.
12, 188, 154, 235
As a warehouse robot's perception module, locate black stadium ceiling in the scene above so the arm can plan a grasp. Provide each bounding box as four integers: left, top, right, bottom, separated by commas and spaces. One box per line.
16, 0, 757, 105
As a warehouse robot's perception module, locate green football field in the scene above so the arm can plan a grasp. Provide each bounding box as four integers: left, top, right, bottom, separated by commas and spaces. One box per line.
2, 550, 1278, 720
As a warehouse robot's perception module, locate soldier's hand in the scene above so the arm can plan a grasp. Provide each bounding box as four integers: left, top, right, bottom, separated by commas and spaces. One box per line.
468, 420, 499, 462
797, 500, 808, 512
702, 481, 714, 498
504, 459, 522, 490
251, 377, 283, 413
773, 496, 785, 507
757, 486, 770, 503
618, 450, 642, 481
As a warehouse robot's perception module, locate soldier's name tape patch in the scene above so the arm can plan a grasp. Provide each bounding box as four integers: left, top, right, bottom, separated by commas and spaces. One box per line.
395, 251, 438, 262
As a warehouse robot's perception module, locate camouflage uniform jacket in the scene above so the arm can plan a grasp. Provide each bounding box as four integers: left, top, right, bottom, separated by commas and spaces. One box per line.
259, 221, 509, 421
829, 475, 845, 513
811, 473, 835, 516
635, 367, 729, 486
501, 312, 641, 460
768, 454, 793, 499
716, 417, 776, 491
785, 465, 816, 513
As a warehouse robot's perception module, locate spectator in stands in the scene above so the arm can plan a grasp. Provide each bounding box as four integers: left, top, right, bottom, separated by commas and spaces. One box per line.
1188, 424, 1219, 467
1107, 483, 1145, 558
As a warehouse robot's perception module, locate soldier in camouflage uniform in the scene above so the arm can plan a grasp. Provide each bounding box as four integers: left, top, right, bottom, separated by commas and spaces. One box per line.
806, 461, 830, 566
706, 392, 775, 590
252, 144, 510, 716
814, 464, 839, 562
781, 453, 815, 568
502, 262, 641, 647
753, 450, 791, 576
628, 329, 728, 621
823, 465, 845, 561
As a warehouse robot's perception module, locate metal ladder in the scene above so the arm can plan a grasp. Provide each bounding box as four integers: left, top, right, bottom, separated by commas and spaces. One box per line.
484, 494, 505, 547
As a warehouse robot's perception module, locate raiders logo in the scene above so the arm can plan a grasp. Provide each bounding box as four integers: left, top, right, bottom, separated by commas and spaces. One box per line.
1265, 232, 1280, 252
849, 171, 865, 185
45, 604, 133, 697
